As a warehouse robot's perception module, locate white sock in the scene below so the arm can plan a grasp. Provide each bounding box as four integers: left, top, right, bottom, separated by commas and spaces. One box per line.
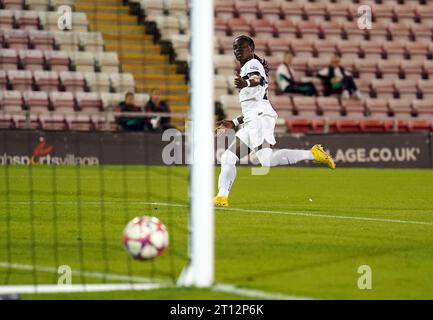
217, 150, 239, 197
270, 149, 314, 166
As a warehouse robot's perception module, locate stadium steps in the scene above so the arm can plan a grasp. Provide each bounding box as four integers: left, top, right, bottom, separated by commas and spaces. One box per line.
74, 0, 190, 129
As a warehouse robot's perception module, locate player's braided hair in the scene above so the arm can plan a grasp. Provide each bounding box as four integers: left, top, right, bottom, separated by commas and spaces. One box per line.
235, 35, 269, 77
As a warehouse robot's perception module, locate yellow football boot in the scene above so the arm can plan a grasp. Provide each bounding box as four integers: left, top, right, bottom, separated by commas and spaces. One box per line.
214, 196, 229, 207
310, 144, 336, 169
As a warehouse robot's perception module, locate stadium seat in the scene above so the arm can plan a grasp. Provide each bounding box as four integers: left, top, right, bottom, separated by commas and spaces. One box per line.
33, 70, 59, 92
423, 60, 433, 79
409, 23, 432, 42
280, 2, 304, 22
59, 71, 85, 93
367, 21, 389, 41
214, 74, 229, 100
371, 3, 396, 22
40, 12, 88, 32
155, 16, 182, 41
227, 17, 251, 37
395, 2, 417, 24
341, 21, 367, 41
394, 79, 418, 99
360, 40, 384, 60
78, 32, 104, 53
0, 9, 14, 29
49, 91, 74, 113
417, 79, 433, 100
400, 60, 424, 80
1, 0, 23, 10
0, 89, 23, 112
304, 2, 327, 21
382, 41, 406, 60
84, 72, 110, 93
317, 96, 342, 117
286, 118, 313, 133
307, 57, 329, 75
388, 99, 414, 118
292, 96, 318, 117
335, 119, 361, 133
388, 22, 412, 41
4, 29, 28, 50
365, 98, 390, 118
23, 90, 49, 113
19, 49, 44, 71
313, 40, 337, 59
220, 94, 240, 119
234, 0, 258, 21
0, 70, 7, 90
416, 4, 433, 22
336, 40, 361, 60
91, 113, 117, 131
214, 54, 236, 76
215, 0, 235, 20
134, 93, 150, 109
412, 99, 433, 118
28, 30, 54, 50
100, 92, 123, 110
377, 59, 402, 80
13, 114, 39, 129
39, 112, 67, 130
290, 39, 314, 58
25, 0, 50, 11
296, 20, 321, 40
14, 10, 40, 30
70, 51, 95, 73
65, 113, 93, 131
266, 38, 290, 58
342, 99, 366, 118
0, 113, 14, 129
164, 0, 188, 17
273, 19, 297, 38
75, 92, 102, 114
44, 50, 70, 72
109, 73, 135, 93
171, 34, 189, 61
319, 21, 343, 41
94, 52, 119, 73
257, 1, 280, 21
359, 119, 392, 133
250, 19, 274, 38
371, 79, 395, 99
215, 16, 228, 37
269, 96, 293, 118
7, 69, 33, 91
354, 59, 377, 81
406, 41, 430, 61
53, 31, 80, 52
407, 119, 431, 132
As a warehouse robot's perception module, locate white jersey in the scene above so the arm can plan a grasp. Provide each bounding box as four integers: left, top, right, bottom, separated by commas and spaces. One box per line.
239, 58, 277, 122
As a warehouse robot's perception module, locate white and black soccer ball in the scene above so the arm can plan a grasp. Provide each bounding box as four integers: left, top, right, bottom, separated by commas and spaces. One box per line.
122, 216, 169, 260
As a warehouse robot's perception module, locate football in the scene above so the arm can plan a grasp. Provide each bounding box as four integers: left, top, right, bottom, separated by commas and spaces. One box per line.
122, 216, 169, 260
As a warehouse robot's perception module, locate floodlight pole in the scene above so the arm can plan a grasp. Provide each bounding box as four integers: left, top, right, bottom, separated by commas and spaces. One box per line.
177, 0, 214, 287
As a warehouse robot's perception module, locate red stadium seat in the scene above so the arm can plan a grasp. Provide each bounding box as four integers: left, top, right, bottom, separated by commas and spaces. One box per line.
313, 39, 337, 60
280, 2, 304, 22
412, 99, 433, 118
286, 118, 312, 133
388, 99, 414, 118
319, 21, 343, 41
250, 18, 274, 38
400, 60, 424, 80
394, 79, 418, 100
408, 119, 431, 132
371, 79, 395, 99
335, 119, 361, 133
360, 119, 392, 133
365, 98, 390, 118
405, 41, 430, 61
273, 19, 297, 38
234, 0, 258, 21
342, 99, 366, 118
417, 79, 433, 100
292, 96, 318, 117
290, 39, 314, 58
382, 41, 406, 60
296, 20, 321, 40
377, 59, 401, 80
304, 2, 327, 22
257, 1, 280, 21
336, 40, 361, 60
360, 40, 384, 60
215, 0, 235, 19
227, 17, 251, 37
316, 96, 341, 117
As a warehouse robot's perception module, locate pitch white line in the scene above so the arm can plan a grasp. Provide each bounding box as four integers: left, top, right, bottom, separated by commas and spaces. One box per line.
0, 283, 166, 295
0, 262, 309, 299
7, 200, 433, 226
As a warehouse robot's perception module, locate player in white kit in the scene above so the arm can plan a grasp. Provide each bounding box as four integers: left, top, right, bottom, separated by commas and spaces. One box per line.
214, 35, 336, 207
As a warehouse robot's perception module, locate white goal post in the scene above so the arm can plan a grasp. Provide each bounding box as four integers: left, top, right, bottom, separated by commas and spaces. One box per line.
177, 0, 215, 287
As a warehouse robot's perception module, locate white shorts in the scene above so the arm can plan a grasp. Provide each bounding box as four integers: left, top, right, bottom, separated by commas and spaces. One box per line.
236, 115, 277, 150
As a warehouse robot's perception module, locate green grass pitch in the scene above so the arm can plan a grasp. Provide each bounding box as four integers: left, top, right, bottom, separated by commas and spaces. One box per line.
1, 165, 433, 299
